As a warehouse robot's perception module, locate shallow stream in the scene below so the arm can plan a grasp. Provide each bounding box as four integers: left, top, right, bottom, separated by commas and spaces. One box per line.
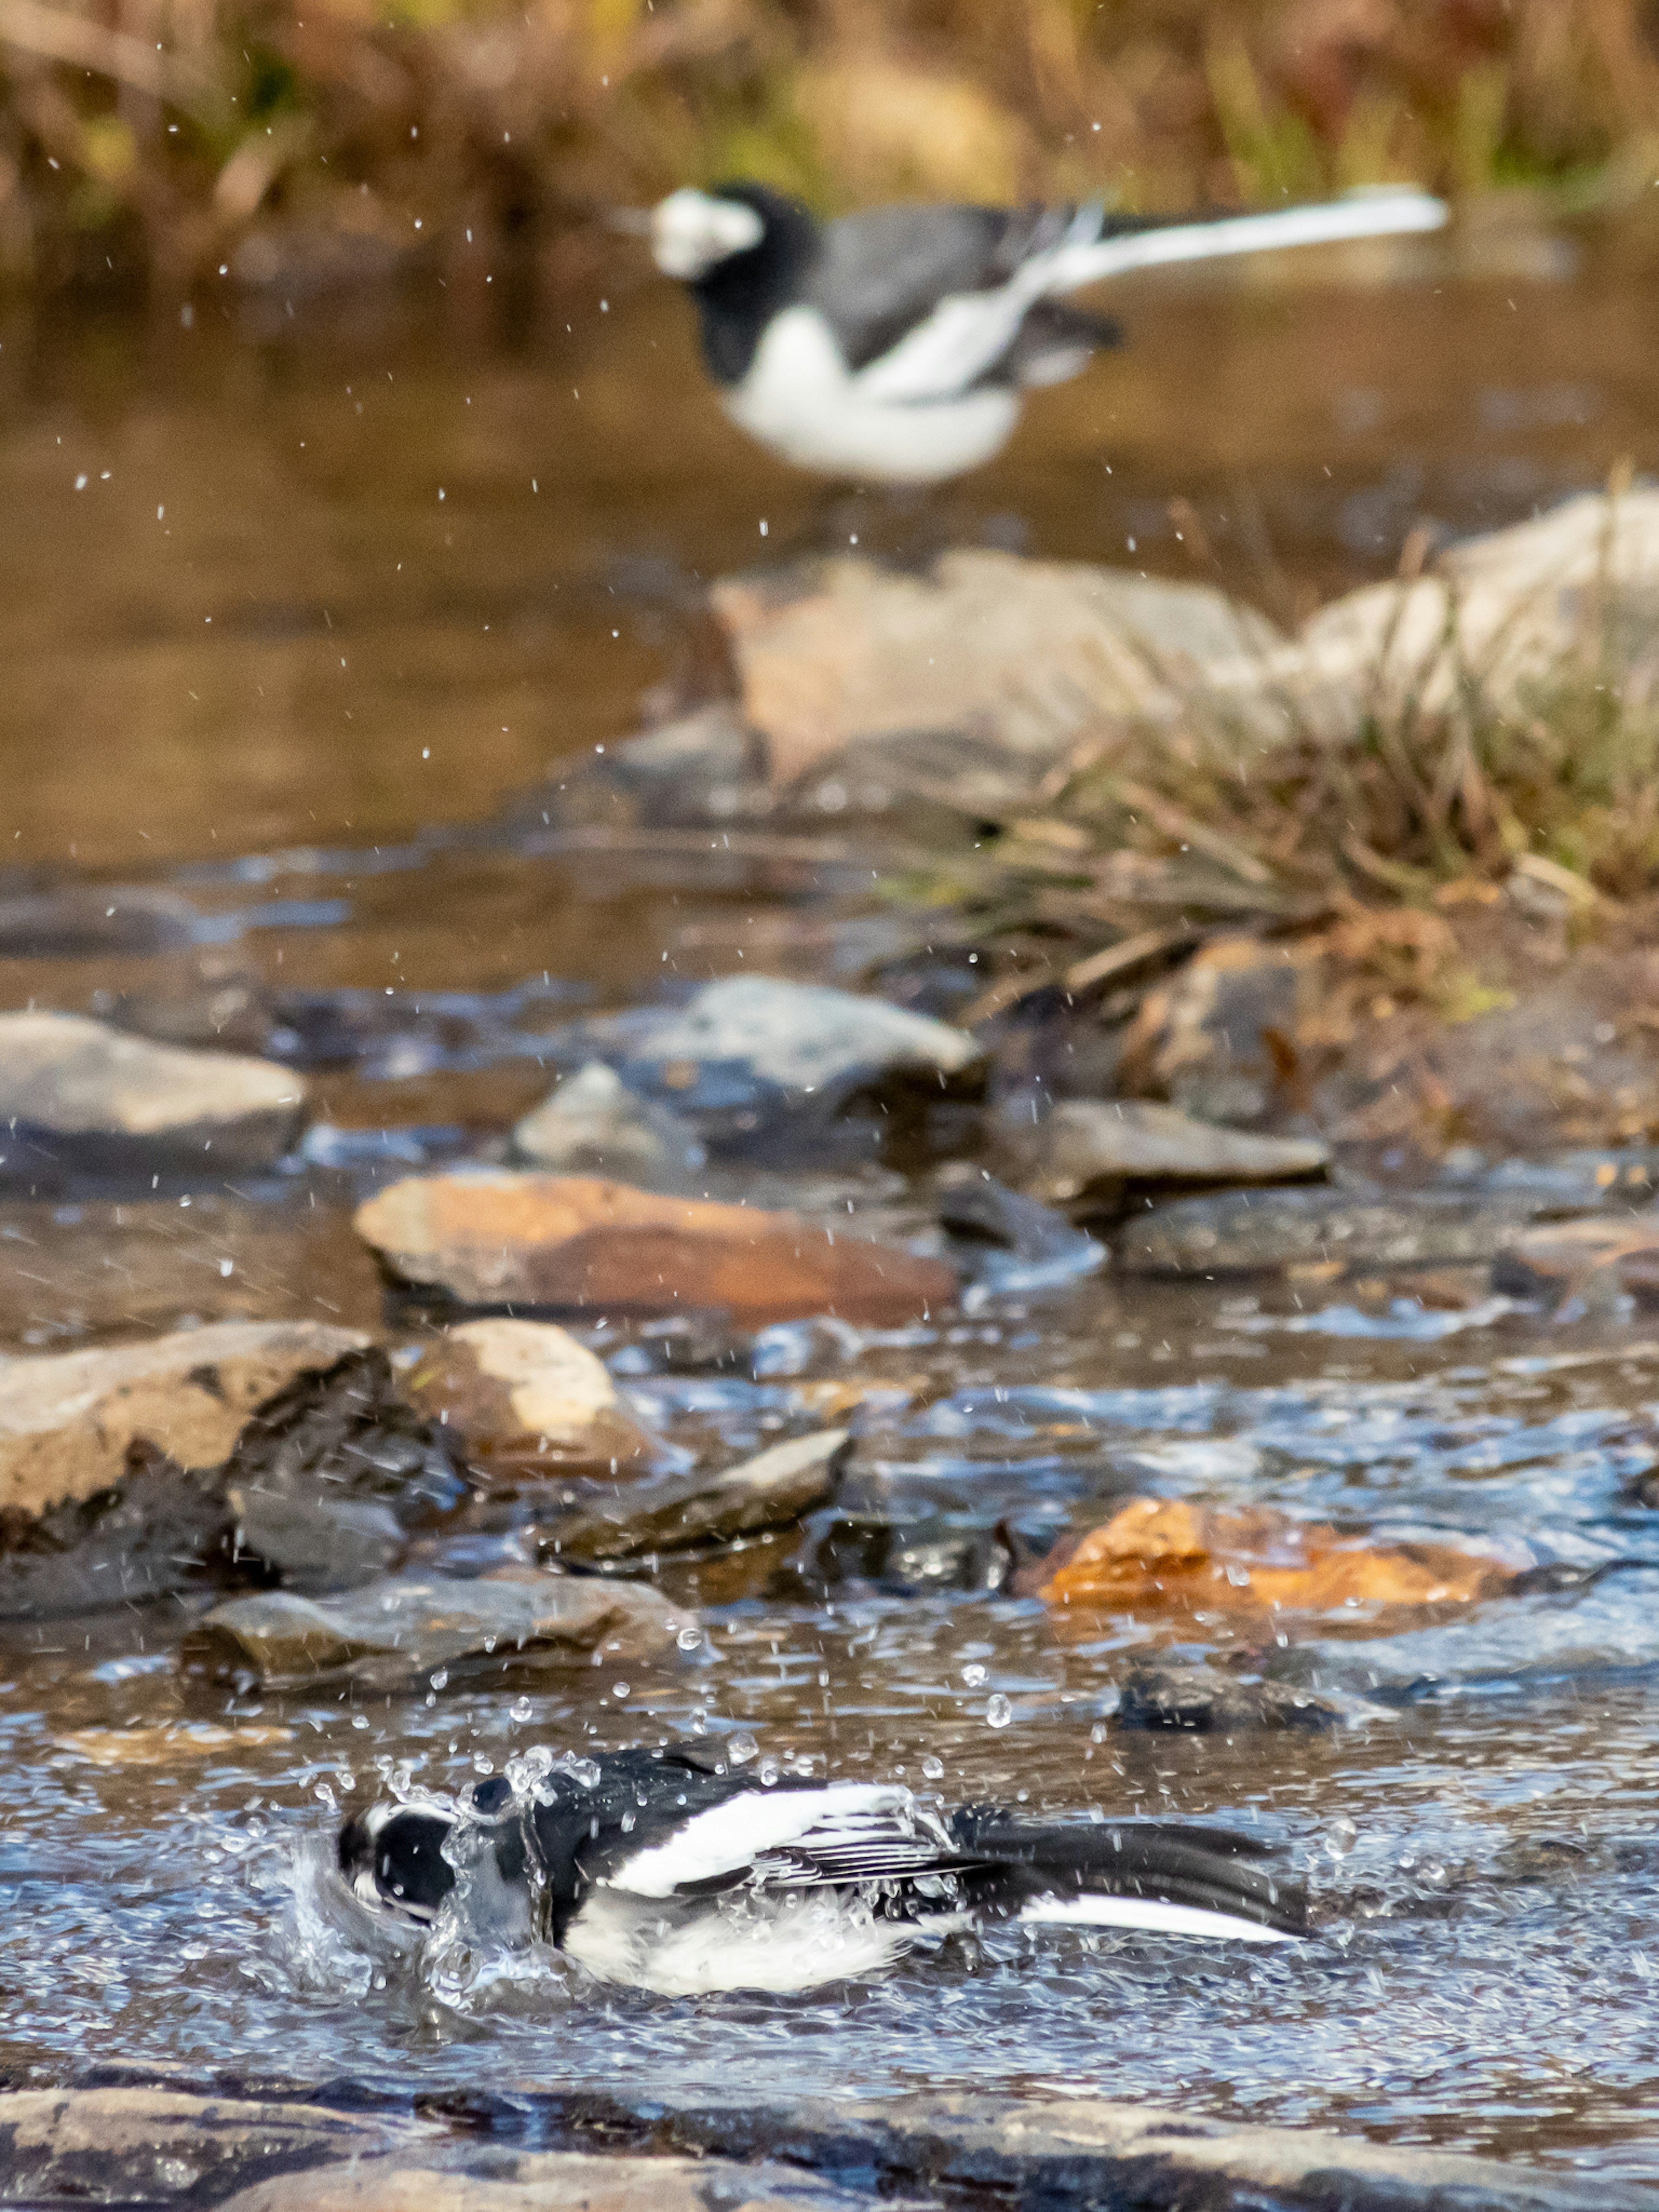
3, 239, 1659, 2174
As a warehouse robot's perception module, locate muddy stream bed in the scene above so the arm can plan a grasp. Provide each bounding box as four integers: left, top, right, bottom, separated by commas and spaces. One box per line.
4, 245, 1659, 2187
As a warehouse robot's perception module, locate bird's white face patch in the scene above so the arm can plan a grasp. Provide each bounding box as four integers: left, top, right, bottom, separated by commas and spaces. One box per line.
651, 189, 765, 280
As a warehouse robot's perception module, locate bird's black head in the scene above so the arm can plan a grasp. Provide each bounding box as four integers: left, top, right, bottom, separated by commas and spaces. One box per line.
649, 181, 821, 385
338, 1801, 457, 1923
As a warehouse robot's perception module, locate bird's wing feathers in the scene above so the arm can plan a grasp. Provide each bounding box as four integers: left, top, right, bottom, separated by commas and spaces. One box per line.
592, 1782, 963, 1898
850, 204, 1103, 406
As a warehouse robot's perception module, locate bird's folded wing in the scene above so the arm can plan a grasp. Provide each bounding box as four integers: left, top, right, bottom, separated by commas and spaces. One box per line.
594, 1782, 957, 1898
852, 206, 1103, 406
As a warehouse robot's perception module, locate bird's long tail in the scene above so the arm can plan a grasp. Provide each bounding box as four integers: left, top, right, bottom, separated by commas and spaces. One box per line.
1042, 186, 1446, 296
948, 1809, 1308, 1943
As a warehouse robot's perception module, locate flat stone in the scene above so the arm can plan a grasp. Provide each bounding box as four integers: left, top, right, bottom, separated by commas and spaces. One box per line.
512, 1062, 705, 1188
218, 2148, 883, 2212
181, 1570, 692, 1687
1116, 1185, 1541, 1276
0, 1319, 369, 1521
403, 1318, 664, 1478
1008, 1099, 1330, 1205
538, 1429, 849, 1563
355, 1171, 957, 1325
934, 1167, 1105, 1296
1114, 1660, 1341, 1733
229, 1490, 407, 1591
535, 975, 982, 1155
0, 1009, 307, 1178
0, 882, 219, 956
710, 550, 1279, 784
0, 2087, 410, 2206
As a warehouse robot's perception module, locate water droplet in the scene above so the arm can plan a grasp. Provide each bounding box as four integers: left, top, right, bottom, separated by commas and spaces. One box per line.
1325, 1815, 1359, 1859
728, 1732, 759, 1765
921, 1754, 944, 1780
757, 1758, 780, 1786
612, 1681, 630, 1700
510, 1695, 533, 1723
428, 1668, 448, 1691
985, 1694, 1013, 1730
676, 1625, 703, 1652
962, 1663, 987, 1688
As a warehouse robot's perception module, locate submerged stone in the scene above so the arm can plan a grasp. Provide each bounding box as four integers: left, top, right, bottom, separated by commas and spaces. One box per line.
354, 1170, 957, 1325
1114, 1659, 1340, 1733
402, 1317, 665, 1478
535, 974, 982, 1156
537, 1429, 850, 1563
0, 1010, 307, 1179
512, 1061, 705, 1187
1116, 1185, 1540, 1275
181, 1570, 690, 1687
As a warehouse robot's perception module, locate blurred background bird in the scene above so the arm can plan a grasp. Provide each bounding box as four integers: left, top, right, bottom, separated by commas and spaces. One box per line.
633, 181, 1447, 483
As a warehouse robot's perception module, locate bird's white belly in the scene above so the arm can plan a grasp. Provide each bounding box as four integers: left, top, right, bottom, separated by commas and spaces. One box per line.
563, 1887, 926, 1995
724, 306, 1019, 484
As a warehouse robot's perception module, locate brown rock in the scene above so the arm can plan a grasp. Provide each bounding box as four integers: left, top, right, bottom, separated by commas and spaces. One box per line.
0, 1009, 308, 1176
710, 551, 1278, 785
1119, 936, 1326, 1127
181, 1569, 692, 1687
0, 1319, 369, 1520
404, 1318, 664, 1478
0, 2087, 408, 2206
1042, 1497, 1517, 1619
537, 1429, 850, 1562
354, 1172, 956, 1325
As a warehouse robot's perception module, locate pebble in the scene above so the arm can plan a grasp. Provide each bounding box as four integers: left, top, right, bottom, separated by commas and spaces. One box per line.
536, 1428, 850, 1563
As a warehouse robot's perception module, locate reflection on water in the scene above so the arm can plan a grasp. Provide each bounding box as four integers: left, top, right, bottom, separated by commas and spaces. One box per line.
3, 247, 1659, 2170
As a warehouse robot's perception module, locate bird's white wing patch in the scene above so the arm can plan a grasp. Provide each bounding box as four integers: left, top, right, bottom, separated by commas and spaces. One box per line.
1019, 1893, 1295, 1943
603, 1783, 918, 1898
1042, 189, 1446, 295
853, 206, 1102, 406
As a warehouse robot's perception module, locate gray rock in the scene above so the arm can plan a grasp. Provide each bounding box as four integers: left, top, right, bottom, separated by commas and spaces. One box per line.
102, 951, 276, 1055
0, 2087, 408, 2208
537, 976, 982, 1155
1114, 1660, 1340, 1733
1116, 1185, 1542, 1276
804, 1513, 1013, 1597
538, 1429, 850, 1564
600, 703, 769, 825
218, 2148, 897, 2212
0, 883, 220, 956
228, 1490, 407, 1592
181, 1570, 692, 1687
1007, 1099, 1330, 1206
935, 1167, 1105, 1297
0, 1010, 307, 1179
512, 1061, 705, 1187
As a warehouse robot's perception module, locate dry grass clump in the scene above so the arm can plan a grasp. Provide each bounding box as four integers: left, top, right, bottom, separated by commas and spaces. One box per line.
3, 0, 1659, 291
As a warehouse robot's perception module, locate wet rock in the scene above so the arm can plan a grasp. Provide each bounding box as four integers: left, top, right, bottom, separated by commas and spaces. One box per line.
102, 951, 277, 1056
512, 1062, 705, 1188
537, 974, 982, 1157
0, 1010, 307, 1179
709, 550, 1278, 785
228, 1489, 407, 1592
538, 1429, 850, 1563
354, 1171, 957, 1325
1116, 1185, 1541, 1275
935, 1167, 1105, 1297
0, 1438, 230, 1618
0, 2087, 407, 2206
1114, 1659, 1340, 1733
1443, 1146, 1659, 1210
403, 1318, 664, 1478
1492, 1216, 1659, 1310
591, 702, 770, 826
0, 1319, 369, 1522
1119, 936, 1326, 1127
222, 1345, 465, 1524
181, 1569, 691, 1688
0, 883, 217, 956
219, 2148, 887, 2212
1004, 1099, 1330, 1208
1042, 1497, 1518, 1619
804, 1512, 1012, 1597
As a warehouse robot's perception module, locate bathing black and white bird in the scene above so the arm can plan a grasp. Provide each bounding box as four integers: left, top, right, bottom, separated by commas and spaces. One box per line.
338, 1743, 1306, 1996
639, 181, 1447, 484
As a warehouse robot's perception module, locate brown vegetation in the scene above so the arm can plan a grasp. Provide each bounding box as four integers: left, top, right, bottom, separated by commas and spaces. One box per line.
2, 0, 1658, 292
